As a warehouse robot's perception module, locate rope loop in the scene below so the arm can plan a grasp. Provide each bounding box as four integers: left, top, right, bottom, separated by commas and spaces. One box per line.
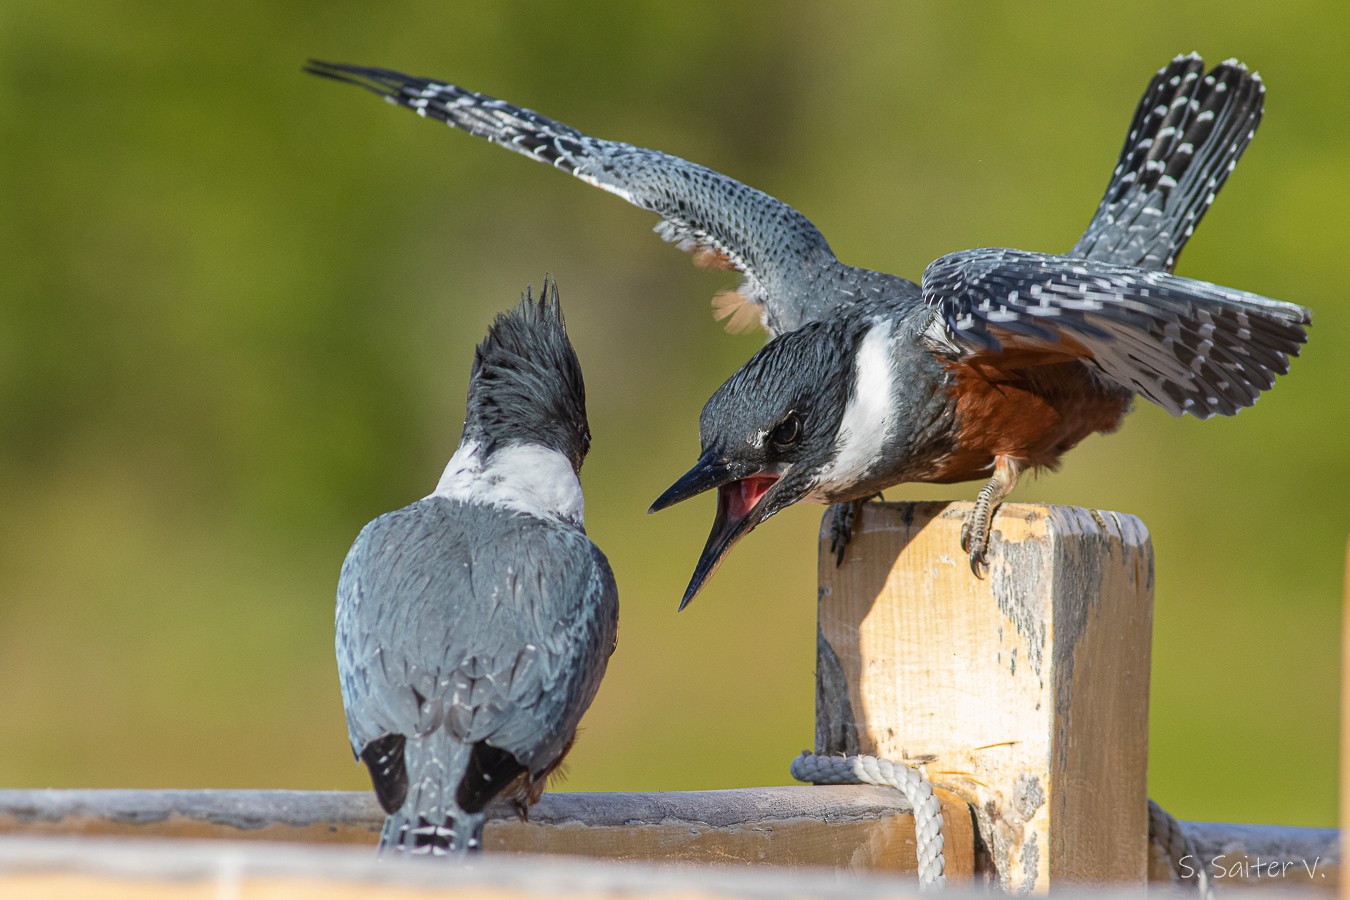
794, 754, 1209, 896
791, 751, 946, 891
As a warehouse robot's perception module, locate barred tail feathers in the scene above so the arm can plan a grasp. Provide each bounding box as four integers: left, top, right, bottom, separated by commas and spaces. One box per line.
375, 734, 484, 857
378, 807, 485, 857
1073, 55, 1264, 271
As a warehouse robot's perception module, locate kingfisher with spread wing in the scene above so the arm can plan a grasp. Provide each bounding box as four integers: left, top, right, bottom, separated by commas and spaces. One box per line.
309, 56, 1310, 608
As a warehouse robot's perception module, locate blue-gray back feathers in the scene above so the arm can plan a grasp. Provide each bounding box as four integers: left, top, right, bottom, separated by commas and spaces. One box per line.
334, 283, 615, 856
337, 499, 617, 854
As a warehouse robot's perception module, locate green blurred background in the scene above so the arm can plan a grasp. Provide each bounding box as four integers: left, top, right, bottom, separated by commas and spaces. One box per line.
1, 2, 1344, 828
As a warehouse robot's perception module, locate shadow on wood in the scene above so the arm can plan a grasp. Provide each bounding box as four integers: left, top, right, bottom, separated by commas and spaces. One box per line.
817, 501, 1153, 890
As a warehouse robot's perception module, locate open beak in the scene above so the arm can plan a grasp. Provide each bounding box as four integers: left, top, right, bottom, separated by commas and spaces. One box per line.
650, 450, 782, 611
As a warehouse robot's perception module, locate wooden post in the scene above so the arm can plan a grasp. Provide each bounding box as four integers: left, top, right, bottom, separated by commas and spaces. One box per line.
816, 501, 1153, 891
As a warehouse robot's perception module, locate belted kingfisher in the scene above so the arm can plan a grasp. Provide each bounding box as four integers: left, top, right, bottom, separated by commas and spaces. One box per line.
335, 280, 618, 855
308, 56, 1310, 608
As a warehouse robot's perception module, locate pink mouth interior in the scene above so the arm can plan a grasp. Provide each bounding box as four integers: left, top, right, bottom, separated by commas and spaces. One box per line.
723, 475, 780, 523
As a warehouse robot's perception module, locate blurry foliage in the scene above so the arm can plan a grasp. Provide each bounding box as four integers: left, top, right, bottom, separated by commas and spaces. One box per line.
0, 1, 1345, 826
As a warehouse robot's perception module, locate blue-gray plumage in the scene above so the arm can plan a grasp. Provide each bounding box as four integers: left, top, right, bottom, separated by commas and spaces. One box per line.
305, 58, 902, 336
336, 280, 617, 855
308, 56, 1310, 605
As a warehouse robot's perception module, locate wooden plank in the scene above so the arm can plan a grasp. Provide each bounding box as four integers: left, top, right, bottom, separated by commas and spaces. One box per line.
0, 834, 932, 899
1182, 820, 1338, 891
0, 788, 378, 844
1, 828, 1334, 899
484, 786, 976, 873
0, 785, 975, 876
816, 501, 1153, 891
0, 788, 1336, 889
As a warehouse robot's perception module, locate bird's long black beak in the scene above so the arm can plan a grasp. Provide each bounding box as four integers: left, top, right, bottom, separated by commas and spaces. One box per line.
650, 451, 781, 611
649, 448, 733, 514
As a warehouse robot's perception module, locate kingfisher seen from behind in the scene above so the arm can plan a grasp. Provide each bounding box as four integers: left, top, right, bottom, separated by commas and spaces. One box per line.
335, 280, 618, 855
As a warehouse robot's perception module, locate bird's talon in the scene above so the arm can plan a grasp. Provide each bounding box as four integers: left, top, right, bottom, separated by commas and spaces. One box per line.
827, 501, 861, 566
962, 512, 990, 577
968, 548, 988, 578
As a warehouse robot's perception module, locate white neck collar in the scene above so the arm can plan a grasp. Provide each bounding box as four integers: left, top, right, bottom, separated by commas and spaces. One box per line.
430, 440, 584, 526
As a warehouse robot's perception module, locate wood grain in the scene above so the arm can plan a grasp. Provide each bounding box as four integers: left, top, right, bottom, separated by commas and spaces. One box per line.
0, 785, 974, 876
816, 501, 1153, 890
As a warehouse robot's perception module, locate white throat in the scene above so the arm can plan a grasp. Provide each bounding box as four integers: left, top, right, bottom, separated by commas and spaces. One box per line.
818, 319, 897, 490
430, 440, 584, 526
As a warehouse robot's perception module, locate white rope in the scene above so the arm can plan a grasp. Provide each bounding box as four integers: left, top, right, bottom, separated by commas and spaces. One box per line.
791, 751, 946, 891
1148, 799, 1213, 898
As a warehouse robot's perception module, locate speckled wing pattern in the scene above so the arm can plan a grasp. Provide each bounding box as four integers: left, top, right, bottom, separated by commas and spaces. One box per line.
335, 496, 617, 848
921, 56, 1308, 419
1071, 55, 1265, 271
306, 60, 845, 336
921, 248, 1310, 418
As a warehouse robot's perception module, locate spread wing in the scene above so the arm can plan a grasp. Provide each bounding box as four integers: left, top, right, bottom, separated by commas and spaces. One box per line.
336, 498, 618, 779
921, 57, 1299, 420
921, 248, 1310, 419
307, 60, 850, 337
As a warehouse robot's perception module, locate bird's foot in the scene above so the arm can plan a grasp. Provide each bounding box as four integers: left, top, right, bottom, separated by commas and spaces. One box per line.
961, 457, 1024, 578
828, 497, 878, 565
959, 506, 991, 578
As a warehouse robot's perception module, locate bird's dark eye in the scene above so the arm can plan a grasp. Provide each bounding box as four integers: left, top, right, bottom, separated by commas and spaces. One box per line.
770, 414, 801, 447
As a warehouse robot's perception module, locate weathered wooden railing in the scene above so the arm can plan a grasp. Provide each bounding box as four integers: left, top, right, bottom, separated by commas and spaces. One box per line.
0, 502, 1338, 896
0, 789, 1335, 895
0, 785, 975, 871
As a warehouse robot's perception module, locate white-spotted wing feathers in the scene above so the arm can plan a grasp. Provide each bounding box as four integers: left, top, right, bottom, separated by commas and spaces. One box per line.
922, 248, 1310, 418
306, 61, 841, 337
